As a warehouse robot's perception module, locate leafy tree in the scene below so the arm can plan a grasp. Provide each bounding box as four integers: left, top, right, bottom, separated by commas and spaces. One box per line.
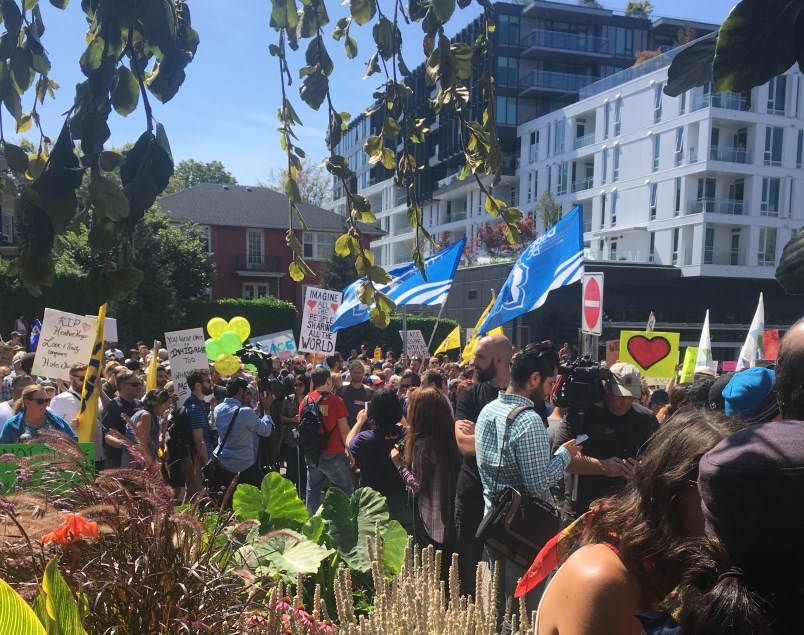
261, 158, 331, 206
578, 0, 603, 8
624, 1, 653, 17
163, 159, 237, 195
321, 252, 358, 293
674, 24, 697, 47
535, 191, 563, 231
476, 218, 537, 258
436, 231, 476, 266
634, 50, 662, 65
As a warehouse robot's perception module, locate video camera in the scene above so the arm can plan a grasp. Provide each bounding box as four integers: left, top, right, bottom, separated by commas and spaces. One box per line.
551, 356, 611, 410
235, 343, 286, 400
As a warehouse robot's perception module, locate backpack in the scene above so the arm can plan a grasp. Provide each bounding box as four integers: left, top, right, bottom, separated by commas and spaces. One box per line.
297, 394, 330, 458
166, 405, 194, 460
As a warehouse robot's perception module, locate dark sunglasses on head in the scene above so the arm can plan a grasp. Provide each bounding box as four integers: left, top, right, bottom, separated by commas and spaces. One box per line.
26, 397, 50, 405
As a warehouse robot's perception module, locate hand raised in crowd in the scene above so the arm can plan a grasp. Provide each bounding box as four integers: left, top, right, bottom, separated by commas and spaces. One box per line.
560, 437, 583, 460
356, 408, 368, 429
259, 390, 275, 410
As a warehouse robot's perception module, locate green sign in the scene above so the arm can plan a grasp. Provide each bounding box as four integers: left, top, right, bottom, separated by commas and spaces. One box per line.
0, 443, 95, 493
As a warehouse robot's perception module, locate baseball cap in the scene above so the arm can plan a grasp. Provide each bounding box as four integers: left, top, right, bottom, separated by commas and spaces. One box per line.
370, 375, 384, 386
608, 362, 642, 398
707, 371, 734, 411
722, 367, 779, 423
649, 389, 669, 405
12, 351, 26, 364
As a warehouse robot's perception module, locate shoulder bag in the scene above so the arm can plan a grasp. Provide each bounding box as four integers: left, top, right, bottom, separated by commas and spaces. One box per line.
201, 406, 241, 487
475, 405, 561, 569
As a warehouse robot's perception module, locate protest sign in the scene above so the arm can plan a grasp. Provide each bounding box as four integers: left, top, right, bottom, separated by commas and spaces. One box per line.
605, 339, 620, 367
619, 331, 679, 382
164, 328, 207, 406
721, 360, 738, 372
32, 309, 97, 381
399, 330, 429, 358
0, 343, 14, 367
85, 315, 118, 342
249, 330, 297, 361
763, 329, 780, 360
299, 287, 341, 355
0, 443, 94, 493
680, 347, 697, 383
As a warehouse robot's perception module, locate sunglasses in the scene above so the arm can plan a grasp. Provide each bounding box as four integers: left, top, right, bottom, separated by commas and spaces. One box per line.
126, 382, 143, 388
72, 375, 87, 382
295, 382, 304, 387
26, 397, 51, 406
400, 384, 412, 389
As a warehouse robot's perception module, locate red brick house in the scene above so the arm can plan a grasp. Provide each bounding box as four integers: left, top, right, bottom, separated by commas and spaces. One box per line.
158, 183, 382, 306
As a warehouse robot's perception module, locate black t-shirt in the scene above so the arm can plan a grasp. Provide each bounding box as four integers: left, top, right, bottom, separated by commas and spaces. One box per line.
554, 402, 659, 518
338, 384, 374, 426
348, 424, 405, 495
100, 396, 139, 467
455, 382, 503, 496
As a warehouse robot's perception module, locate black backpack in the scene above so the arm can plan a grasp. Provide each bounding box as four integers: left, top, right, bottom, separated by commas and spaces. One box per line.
166, 405, 194, 460
297, 394, 330, 458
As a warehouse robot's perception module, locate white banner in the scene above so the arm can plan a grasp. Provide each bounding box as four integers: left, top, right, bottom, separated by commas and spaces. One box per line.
85, 315, 118, 343
298, 287, 341, 355
164, 328, 207, 407
399, 330, 429, 359
32, 308, 97, 381
249, 329, 297, 360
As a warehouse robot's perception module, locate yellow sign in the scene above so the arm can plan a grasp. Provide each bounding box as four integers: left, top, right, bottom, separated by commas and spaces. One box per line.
373, 346, 382, 362
618, 331, 679, 381
680, 347, 698, 384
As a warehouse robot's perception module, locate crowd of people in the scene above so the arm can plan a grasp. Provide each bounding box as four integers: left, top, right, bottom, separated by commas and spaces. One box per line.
1, 319, 804, 634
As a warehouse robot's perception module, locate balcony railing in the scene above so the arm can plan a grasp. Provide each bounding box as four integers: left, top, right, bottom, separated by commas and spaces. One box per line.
573, 133, 596, 150
692, 92, 750, 112
709, 145, 750, 164
583, 221, 592, 233
686, 198, 745, 215
572, 176, 594, 192
443, 209, 467, 224
703, 248, 747, 266
584, 249, 645, 262
234, 254, 282, 272
519, 70, 592, 92
520, 29, 609, 54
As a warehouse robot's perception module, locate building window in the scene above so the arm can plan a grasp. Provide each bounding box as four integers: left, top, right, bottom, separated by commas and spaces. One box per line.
614, 98, 622, 135
529, 130, 539, 162
611, 192, 618, 227
303, 232, 337, 260
649, 183, 657, 220
654, 84, 663, 123
601, 149, 608, 185
198, 225, 211, 254
764, 126, 783, 166
674, 127, 684, 167
767, 75, 786, 115
547, 165, 552, 193
704, 226, 714, 264
613, 146, 620, 181
649, 232, 655, 262
652, 135, 660, 172
497, 56, 519, 87
600, 194, 606, 229
757, 227, 777, 266
242, 283, 269, 299
761, 177, 780, 216
247, 229, 264, 267
797, 130, 803, 169
604, 103, 610, 140
679, 91, 686, 115
557, 162, 568, 195
614, 27, 633, 56
609, 239, 618, 260
498, 14, 520, 46
554, 121, 566, 154
496, 96, 517, 125
674, 177, 681, 215
672, 228, 680, 265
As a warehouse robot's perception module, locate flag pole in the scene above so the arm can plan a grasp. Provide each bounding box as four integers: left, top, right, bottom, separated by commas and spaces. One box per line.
426, 290, 450, 351
402, 306, 408, 358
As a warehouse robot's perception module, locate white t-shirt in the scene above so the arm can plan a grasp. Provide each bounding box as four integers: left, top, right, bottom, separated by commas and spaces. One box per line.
48, 390, 105, 460
0, 400, 13, 428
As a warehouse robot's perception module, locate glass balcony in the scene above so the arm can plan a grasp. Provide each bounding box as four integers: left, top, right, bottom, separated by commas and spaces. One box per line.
692, 92, 749, 112
443, 209, 467, 224
584, 249, 646, 262
703, 248, 747, 266
572, 176, 594, 192
573, 133, 596, 150
686, 198, 745, 215
519, 70, 592, 92
709, 145, 750, 164
520, 29, 609, 55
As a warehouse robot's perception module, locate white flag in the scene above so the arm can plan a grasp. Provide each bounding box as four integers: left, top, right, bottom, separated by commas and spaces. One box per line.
694, 310, 714, 374
736, 293, 764, 371
646, 311, 656, 332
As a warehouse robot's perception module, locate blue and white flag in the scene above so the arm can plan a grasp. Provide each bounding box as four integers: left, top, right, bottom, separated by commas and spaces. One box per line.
331, 238, 466, 332
475, 206, 584, 334
29, 319, 42, 352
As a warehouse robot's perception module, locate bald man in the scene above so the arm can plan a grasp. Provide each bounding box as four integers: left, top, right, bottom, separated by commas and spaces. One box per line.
453, 333, 513, 597
776, 318, 804, 420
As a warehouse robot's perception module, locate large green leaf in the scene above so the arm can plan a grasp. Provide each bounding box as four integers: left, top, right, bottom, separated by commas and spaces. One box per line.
112, 65, 139, 116
664, 32, 716, 97
237, 531, 333, 582
380, 520, 408, 576
432, 0, 456, 22
713, 0, 801, 92
349, 0, 375, 25
36, 558, 88, 635
320, 486, 389, 572
232, 472, 309, 531
0, 576, 47, 634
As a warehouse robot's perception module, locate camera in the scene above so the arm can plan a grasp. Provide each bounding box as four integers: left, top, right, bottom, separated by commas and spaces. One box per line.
552, 356, 611, 410
235, 343, 285, 399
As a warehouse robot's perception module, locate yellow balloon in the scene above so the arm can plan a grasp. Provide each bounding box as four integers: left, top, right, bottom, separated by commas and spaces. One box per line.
207, 317, 228, 339
228, 316, 251, 343
215, 354, 240, 376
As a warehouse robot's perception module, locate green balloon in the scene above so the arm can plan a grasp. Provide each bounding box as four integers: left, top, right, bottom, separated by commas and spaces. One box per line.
205, 337, 222, 360
219, 330, 242, 355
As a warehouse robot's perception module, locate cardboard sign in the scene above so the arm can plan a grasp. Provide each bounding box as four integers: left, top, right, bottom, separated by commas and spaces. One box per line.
619, 331, 679, 381
0, 443, 94, 493
249, 330, 297, 361
298, 287, 341, 355
164, 328, 207, 407
721, 360, 738, 372
763, 329, 780, 360
399, 330, 429, 358
85, 315, 118, 343
32, 308, 98, 381
680, 347, 698, 383
0, 343, 14, 367
605, 339, 620, 367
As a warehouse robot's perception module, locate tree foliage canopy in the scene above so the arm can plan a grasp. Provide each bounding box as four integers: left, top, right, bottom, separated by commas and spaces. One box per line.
163, 159, 237, 195
261, 157, 330, 207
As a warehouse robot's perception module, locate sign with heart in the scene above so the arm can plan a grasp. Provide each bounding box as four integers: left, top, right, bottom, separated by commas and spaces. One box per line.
299, 286, 342, 355
618, 330, 680, 382
32, 308, 100, 381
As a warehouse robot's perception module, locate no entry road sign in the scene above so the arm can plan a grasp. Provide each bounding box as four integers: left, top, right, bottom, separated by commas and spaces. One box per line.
582, 273, 604, 336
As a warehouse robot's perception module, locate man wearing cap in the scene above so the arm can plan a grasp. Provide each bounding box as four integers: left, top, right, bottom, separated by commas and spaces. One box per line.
648, 389, 669, 415
0, 351, 26, 401
553, 361, 659, 521
337, 360, 374, 427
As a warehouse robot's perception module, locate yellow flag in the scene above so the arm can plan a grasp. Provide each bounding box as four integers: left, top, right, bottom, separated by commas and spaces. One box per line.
461, 291, 504, 365
434, 325, 461, 355
373, 346, 382, 362
145, 339, 159, 391
77, 304, 106, 444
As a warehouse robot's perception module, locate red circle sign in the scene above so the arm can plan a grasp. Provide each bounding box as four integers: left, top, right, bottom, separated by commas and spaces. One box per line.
583, 277, 601, 330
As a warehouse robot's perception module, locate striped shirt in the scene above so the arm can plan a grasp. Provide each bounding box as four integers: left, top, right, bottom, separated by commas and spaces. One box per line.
475, 391, 571, 515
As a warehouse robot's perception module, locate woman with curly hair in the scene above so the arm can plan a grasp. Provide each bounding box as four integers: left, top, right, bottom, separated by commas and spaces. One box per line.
518, 407, 745, 635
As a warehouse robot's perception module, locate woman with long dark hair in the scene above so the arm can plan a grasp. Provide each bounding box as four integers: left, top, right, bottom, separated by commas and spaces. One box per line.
121, 389, 170, 467
520, 408, 745, 635
279, 372, 309, 496
390, 387, 461, 579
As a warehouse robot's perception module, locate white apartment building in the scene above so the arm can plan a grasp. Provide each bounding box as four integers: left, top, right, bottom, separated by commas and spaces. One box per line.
518, 49, 804, 278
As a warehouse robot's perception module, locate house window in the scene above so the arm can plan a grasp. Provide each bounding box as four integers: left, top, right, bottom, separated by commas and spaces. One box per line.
764, 126, 783, 166
761, 178, 780, 216
674, 127, 684, 166
529, 130, 539, 162
199, 225, 211, 254
611, 192, 618, 227
496, 96, 517, 125
242, 283, 269, 299
757, 227, 777, 266
767, 76, 786, 115
654, 84, 663, 123
613, 146, 620, 181
652, 135, 660, 172
527, 172, 534, 204
649, 183, 657, 220
303, 232, 337, 260
247, 229, 264, 267
614, 98, 622, 135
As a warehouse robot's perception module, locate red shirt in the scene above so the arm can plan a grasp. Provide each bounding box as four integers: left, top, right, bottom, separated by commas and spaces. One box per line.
300, 390, 348, 455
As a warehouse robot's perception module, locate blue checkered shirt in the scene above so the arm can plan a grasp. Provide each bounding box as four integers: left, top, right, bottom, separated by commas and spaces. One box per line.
475, 391, 571, 515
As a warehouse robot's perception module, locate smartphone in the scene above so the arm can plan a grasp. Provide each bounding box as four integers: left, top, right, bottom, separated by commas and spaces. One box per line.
575, 434, 589, 445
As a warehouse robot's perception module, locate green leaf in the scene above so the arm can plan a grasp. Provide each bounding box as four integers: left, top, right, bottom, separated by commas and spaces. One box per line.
18, 253, 55, 290
484, 195, 501, 217
334, 233, 352, 257
0, 1, 23, 33
379, 147, 396, 170
363, 135, 382, 161
357, 280, 374, 305
3, 142, 29, 173
305, 36, 334, 76
145, 53, 188, 103
350, 0, 375, 25
433, 0, 456, 21
451, 42, 472, 80
237, 531, 333, 582
368, 264, 391, 284
299, 68, 328, 111
112, 65, 139, 116
664, 33, 716, 97
106, 267, 144, 300
372, 17, 400, 60
284, 176, 301, 203
344, 35, 357, 59
79, 35, 104, 76
23, 0, 39, 10
301, 515, 326, 543
49, 0, 68, 7
270, 0, 299, 29
380, 520, 408, 576
98, 150, 124, 171
140, 0, 177, 52
39, 558, 88, 635
10, 47, 34, 93
89, 174, 130, 220
0, 575, 47, 634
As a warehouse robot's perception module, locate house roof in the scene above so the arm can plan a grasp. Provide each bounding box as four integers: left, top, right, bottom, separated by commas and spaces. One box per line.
158, 183, 384, 235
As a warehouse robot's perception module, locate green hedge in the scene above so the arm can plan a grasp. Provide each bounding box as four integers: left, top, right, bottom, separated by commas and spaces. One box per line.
335, 314, 460, 359
176, 297, 298, 338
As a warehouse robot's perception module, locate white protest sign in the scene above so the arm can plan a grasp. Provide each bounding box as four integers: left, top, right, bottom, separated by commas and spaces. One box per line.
399, 330, 429, 359
85, 315, 118, 343
249, 329, 297, 360
32, 308, 97, 381
298, 287, 341, 356
164, 328, 207, 407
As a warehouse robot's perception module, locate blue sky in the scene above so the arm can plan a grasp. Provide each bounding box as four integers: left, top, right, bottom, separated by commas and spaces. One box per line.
30, 0, 736, 186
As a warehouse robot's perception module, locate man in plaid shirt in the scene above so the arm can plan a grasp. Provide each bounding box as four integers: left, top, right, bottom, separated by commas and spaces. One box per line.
476, 342, 582, 627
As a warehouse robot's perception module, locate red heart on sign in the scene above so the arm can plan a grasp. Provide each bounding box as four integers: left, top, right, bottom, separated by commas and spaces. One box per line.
626, 335, 671, 371
307, 300, 317, 310
331, 303, 338, 313
82, 323, 92, 331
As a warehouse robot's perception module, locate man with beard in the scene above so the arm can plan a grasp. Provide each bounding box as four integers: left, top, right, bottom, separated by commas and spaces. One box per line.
475, 342, 582, 625
185, 368, 215, 496
453, 333, 513, 597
